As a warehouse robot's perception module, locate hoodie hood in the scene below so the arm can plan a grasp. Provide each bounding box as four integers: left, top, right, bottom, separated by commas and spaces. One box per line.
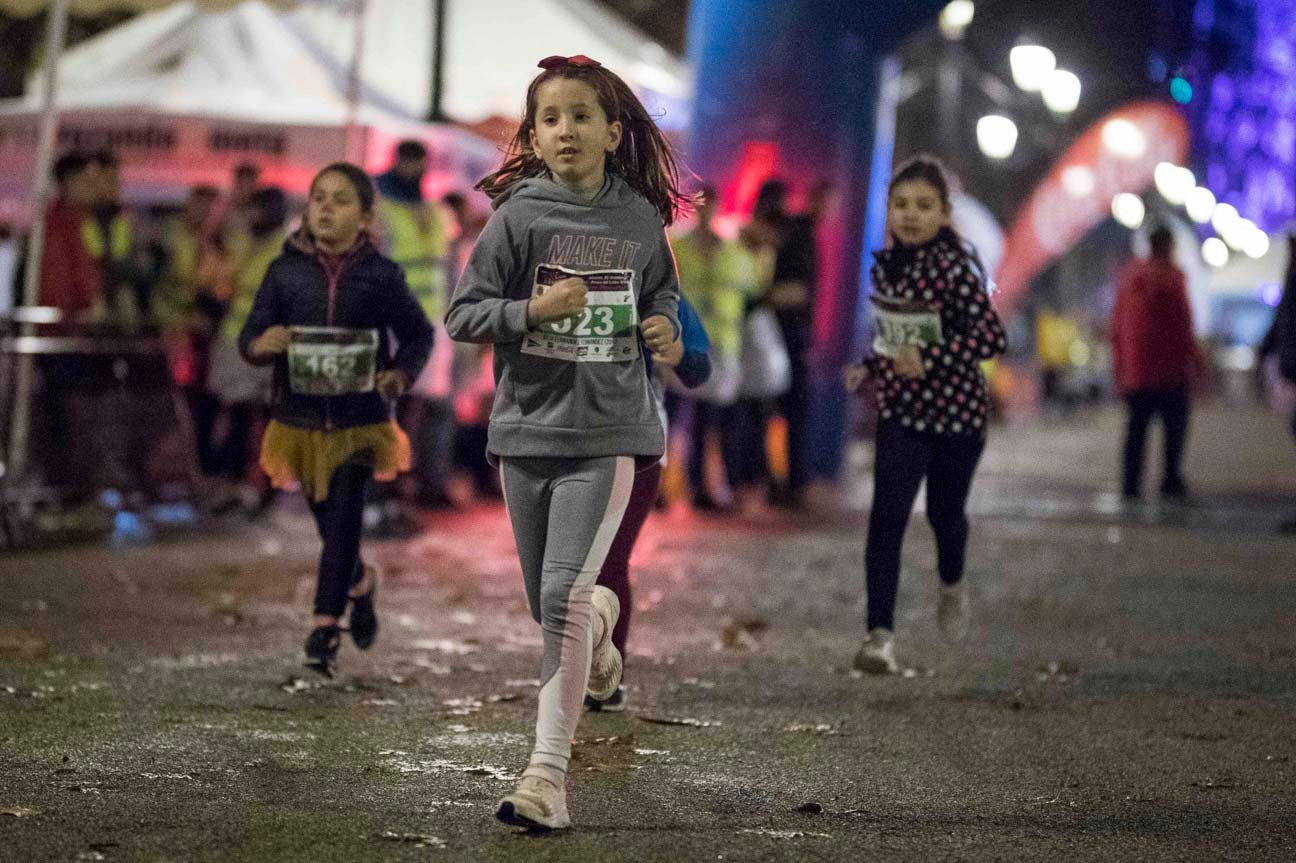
490, 172, 648, 217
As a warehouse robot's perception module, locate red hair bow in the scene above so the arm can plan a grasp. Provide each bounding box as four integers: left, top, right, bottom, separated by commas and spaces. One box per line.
538, 54, 601, 70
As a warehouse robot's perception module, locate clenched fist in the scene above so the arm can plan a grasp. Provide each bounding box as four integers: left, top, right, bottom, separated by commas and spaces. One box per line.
528, 277, 588, 325
375, 370, 408, 402
843, 363, 868, 393
640, 314, 679, 355
250, 325, 291, 359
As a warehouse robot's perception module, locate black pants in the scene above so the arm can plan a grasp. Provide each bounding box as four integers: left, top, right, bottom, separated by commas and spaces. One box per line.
727, 397, 771, 490
307, 462, 372, 618
687, 401, 742, 503
865, 420, 985, 632
1122, 389, 1190, 497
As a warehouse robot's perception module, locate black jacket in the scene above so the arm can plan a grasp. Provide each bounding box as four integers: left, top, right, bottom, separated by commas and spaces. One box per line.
239, 232, 434, 430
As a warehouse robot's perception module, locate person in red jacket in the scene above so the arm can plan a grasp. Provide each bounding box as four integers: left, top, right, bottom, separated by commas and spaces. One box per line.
1111, 225, 1200, 500
37, 152, 102, 322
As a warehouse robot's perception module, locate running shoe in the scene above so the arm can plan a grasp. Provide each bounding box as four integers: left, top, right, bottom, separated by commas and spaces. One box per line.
937, 582, 969, 642
586, 587, 623, 701
496, 771, 570, 830
584, 685, 627, 712
853, 627, 899, 675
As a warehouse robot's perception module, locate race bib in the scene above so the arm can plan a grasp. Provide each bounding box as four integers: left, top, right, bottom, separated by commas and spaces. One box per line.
521, 264, 639, 363
287, 326, 379, 396
871, 297, 943, 359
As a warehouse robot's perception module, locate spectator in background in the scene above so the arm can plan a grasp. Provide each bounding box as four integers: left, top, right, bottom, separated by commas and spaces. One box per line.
672, 183, 760, 510
154, 184, 226, 476
751, 178, 817, 509
1111, 225, 1201, 502
37, 152, 102, 322
373, 139, 454, 515
220, 161, 262, 240
1258, 231, 1296, 533
85, 150, 148, 325
206, 186, 288, 516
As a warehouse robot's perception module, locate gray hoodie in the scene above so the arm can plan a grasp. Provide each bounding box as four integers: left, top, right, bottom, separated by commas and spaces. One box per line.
445, 174, 680, 459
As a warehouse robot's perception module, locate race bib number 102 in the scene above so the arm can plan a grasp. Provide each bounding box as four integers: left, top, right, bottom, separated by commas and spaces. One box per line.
871, 297, 943, 359
521, 264, 640, 363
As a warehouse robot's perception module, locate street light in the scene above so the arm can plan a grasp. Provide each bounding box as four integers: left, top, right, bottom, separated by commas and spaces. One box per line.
1185, 186, 1216, 223
977, 114, 1018, 159
1042, 68, 1081, 114
1010, 43, 1056, 92
1244, 227, 1271, 259
1102, 119, 1146, 159
1111, 193, 1145, 229
1153, 162, 1194, 205
1211, 202, 1240, 237
939, 1, 975, 40
1202, 236, 1229, 267
1062, 165, 1095, 197
1222, 217, 1258, 252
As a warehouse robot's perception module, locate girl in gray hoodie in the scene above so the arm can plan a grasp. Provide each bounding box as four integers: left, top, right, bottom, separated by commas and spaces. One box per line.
446, 54, 687, 831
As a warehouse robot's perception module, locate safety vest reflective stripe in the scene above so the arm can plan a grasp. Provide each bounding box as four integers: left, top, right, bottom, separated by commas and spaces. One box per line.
81, 215, 132, 262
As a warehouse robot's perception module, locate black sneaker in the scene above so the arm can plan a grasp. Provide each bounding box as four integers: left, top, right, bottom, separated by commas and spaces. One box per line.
583, 685, 627, 712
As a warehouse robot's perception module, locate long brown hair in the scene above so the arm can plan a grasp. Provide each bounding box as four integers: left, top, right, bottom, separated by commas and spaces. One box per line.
476, 59, 692, 226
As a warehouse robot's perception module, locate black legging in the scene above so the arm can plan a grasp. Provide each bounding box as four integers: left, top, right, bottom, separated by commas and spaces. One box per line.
307, 461, 372, 618
1122, 389, 1190, 497
865, 420, 985, 632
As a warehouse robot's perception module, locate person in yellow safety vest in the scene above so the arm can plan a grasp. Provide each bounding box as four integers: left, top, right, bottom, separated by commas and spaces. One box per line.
373, 139, 451, 323
1036, 309, 1079, 406
206, 187, 289, 517
155, 185, 227, 476
671, 184, 762, 510
371, 139, 454, 520
83, 150, 145, 326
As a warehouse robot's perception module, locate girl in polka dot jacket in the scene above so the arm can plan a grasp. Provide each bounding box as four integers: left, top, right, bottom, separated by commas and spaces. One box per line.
845, 156, 1007, 675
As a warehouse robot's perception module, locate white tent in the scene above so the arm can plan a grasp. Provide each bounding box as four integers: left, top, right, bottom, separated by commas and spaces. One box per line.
7, 0, 692, 128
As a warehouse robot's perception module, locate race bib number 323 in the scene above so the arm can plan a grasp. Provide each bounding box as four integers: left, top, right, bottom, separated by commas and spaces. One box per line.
522, 264, 639, 363
288, 326, 379, 396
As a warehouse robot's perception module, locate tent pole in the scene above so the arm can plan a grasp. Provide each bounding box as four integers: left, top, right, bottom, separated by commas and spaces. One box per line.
344, 0, 369, 162
429, 0, 446, 122
7, 0, 71, 489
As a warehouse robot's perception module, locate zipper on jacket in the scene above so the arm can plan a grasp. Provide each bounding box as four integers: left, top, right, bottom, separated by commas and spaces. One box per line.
314, 247, 362, 431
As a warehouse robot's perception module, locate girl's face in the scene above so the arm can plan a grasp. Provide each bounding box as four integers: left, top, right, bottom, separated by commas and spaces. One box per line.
887, 179, 949, 247
528, 78, 622, 190
307, 171, 370, 250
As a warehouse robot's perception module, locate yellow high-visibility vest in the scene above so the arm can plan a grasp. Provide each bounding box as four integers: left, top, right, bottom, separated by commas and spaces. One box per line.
81, 213, 132, 262
376, 199, 449, 322
673, 232, 761, 357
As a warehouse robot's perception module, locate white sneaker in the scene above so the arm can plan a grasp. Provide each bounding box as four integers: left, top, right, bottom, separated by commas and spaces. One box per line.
853, 628, 899, 674
496, 771, 570, 830
587, 586, 623, 701
937, 583, 969, 642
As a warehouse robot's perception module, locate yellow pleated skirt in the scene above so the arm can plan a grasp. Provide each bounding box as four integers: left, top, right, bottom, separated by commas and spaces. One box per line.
259, 420, 411, 503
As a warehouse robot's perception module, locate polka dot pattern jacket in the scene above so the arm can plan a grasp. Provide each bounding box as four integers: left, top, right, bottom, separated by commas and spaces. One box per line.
866, 228, 1007, 438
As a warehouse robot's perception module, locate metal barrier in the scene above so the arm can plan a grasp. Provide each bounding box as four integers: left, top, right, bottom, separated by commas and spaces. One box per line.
0, 308, 200, 549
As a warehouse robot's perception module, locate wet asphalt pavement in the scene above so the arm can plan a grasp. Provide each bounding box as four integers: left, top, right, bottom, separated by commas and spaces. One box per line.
2, 402, 1295, 861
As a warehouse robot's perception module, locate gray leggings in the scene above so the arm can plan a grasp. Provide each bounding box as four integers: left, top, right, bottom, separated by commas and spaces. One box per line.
500, 455, 634, 782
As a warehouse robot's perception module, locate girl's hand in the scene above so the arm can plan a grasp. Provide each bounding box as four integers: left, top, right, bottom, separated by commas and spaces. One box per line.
843, 363, 868, 392
251, 325, 291, 358
640, 314, 677, 356
650, 333, 685, 367
892, 344, 925, 379
528, 277, 588, 325
375, 370, 408, 402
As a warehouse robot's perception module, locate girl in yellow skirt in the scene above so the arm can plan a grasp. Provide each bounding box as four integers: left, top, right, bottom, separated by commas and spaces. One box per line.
240, 163, 434, 675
